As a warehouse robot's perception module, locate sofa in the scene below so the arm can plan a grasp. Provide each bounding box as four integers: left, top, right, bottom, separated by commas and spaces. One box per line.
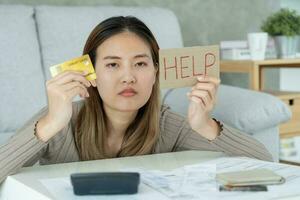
0, 5, 291, 162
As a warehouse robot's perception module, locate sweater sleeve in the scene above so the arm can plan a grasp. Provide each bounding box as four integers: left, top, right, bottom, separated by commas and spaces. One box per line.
0, 101, 84, 184
0, 107, 49, 184
176, 122, 273, 162
161, 107, 273, 162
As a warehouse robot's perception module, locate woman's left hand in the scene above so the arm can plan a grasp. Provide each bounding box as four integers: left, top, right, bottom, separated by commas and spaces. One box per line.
187, 75, 221, 140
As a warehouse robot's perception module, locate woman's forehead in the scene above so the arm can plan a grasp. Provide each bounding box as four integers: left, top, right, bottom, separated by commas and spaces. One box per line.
96, 32, 152, 59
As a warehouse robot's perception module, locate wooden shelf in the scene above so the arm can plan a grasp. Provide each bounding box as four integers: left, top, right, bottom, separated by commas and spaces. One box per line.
221, 58, 300, 66
220, 59, 300, 91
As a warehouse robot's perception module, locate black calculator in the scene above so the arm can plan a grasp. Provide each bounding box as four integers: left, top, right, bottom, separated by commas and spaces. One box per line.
70, 172, 140, 195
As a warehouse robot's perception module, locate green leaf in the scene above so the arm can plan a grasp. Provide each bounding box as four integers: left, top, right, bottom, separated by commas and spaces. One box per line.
261, 8, 300, 36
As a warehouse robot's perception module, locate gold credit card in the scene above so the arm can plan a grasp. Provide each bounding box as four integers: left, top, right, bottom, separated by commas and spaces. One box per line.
49, 54, 96, 81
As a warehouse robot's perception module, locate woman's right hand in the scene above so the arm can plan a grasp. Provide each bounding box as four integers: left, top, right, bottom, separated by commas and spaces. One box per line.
36, 71, 96, 142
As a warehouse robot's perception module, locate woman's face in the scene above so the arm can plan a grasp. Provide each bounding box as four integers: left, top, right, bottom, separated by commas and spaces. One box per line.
95, 31, 157, 112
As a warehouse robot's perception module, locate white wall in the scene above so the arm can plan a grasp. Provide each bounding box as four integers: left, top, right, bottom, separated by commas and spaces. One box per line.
280, 0, 300, 91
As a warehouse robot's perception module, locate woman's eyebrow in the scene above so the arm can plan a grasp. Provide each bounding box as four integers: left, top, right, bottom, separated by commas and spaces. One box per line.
102, 54, 150, 60
103, 56, 121, 60
134, 54, 150, 59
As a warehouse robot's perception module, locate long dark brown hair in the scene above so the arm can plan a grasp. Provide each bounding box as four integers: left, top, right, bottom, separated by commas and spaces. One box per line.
75, 16, 160, 160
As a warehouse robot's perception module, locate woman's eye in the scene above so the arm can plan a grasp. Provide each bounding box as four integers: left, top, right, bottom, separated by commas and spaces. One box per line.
135, 62, 147, 67
106, 63, 118, 68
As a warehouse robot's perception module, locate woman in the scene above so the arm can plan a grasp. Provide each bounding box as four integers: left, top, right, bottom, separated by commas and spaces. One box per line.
0, 16, 272, 184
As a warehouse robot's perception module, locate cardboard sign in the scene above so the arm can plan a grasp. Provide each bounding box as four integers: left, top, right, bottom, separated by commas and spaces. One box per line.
159, 45, 219, 89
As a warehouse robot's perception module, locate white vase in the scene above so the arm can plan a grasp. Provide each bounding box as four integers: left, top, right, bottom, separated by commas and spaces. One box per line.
274, 36, 299, 59
247, 32, 268, 60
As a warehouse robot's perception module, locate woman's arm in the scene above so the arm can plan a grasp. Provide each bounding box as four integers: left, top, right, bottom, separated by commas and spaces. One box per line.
175, 119, 274, 162
0, 69, 91, 184
159, 107, 273, 162
181, 75, 273, 161
0, 107, 49, 184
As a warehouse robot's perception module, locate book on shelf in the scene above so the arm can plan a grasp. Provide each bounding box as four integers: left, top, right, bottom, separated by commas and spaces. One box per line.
220, 40, 276, 60
220, 40, 248, 49
221, 48, 277, 60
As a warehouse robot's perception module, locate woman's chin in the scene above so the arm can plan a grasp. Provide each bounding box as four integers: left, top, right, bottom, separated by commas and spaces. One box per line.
114, 102, 146, 112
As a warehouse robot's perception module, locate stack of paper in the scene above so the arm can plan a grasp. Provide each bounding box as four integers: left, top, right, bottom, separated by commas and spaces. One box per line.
40, 157, 300, 200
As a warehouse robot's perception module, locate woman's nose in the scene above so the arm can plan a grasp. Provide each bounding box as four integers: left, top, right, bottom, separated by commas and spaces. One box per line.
121, 67, 136, 84
122, 75, 136, 84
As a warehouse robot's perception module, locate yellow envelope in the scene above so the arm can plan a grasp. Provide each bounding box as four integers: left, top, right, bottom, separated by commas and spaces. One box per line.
49, 54, 96, 81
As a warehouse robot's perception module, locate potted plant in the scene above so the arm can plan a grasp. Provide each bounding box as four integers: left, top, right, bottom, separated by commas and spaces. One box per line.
261, 8, 300, 58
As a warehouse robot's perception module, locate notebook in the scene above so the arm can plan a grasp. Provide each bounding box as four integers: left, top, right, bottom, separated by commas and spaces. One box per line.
216, 168, 285, 186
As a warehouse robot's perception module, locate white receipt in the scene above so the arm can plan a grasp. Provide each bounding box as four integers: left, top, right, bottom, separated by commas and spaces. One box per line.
40, 157, 300, 200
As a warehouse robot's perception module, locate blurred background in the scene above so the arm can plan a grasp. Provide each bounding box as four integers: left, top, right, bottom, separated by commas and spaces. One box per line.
2, 0, 299, 90
1, 0, 300, 163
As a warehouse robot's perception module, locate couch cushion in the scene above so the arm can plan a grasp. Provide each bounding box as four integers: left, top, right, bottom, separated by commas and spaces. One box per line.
0, 5, 47, 132
163, 85, 291, 133
35, 5, 183, 79
0, 132, 15, 146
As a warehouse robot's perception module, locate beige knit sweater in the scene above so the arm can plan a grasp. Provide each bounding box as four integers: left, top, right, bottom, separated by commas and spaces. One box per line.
0, 101, 273, 184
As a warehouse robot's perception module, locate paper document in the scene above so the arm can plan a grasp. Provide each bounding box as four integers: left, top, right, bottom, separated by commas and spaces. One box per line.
202, 157, 300, 199
135, 163, 216, 198
40, 157, 300, 200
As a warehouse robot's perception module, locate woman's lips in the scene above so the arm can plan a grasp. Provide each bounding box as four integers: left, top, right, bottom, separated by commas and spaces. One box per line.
118, 88, 137, 97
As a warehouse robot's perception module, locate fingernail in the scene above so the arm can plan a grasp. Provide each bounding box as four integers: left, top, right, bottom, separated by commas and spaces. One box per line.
197, 75, 204, 80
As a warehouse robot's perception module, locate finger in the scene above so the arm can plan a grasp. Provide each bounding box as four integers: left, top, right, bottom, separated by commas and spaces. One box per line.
90, 79, 97, 87
189, 89, 211, 106
187, 91, 207, 109
68, 85, 89, 97
48, 70, 85, 84
66, 86, 89, 99
193, 83, 216, 102
188, 95, 205, 110
55, 72, 91, 87
45, 79, 54, 88
197, 75, 221, 86
62, 81, 89, 96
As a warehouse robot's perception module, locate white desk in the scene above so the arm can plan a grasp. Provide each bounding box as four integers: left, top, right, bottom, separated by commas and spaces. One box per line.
0, 151, 224, 199
1, 150, 300, 200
